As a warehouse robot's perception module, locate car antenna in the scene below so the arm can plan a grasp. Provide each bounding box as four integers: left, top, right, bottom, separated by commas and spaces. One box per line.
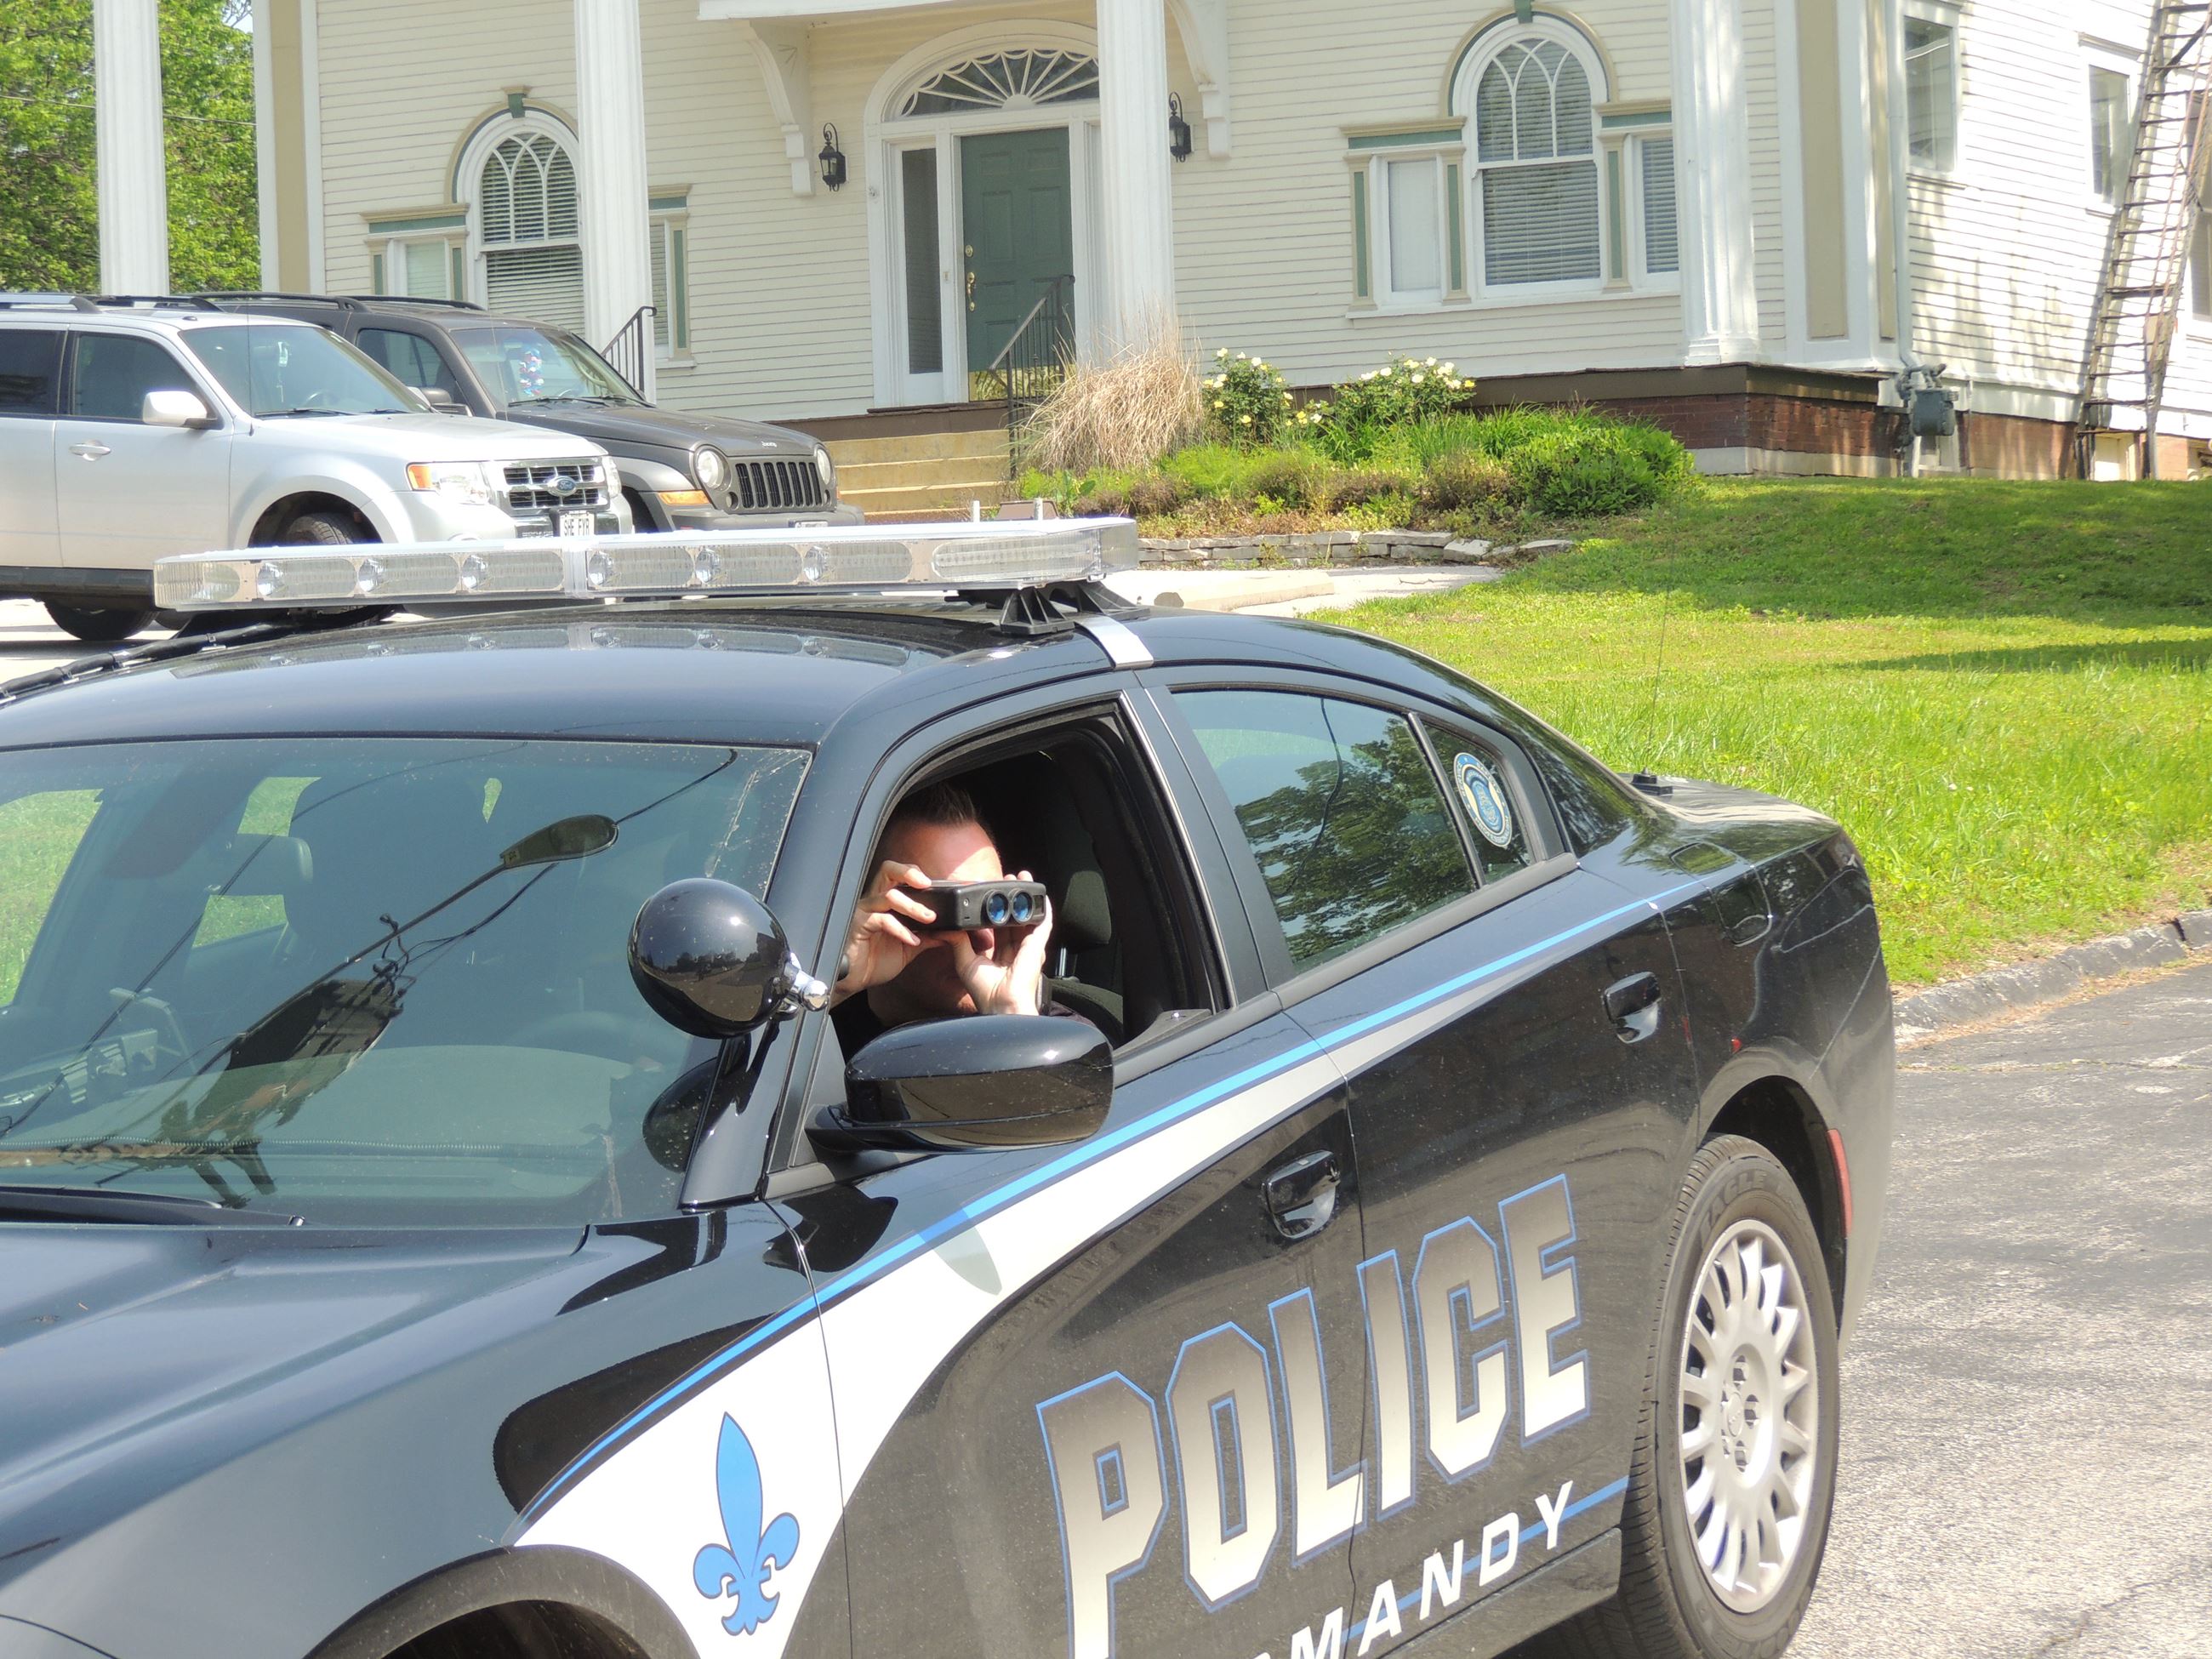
1629, 578, 1673, 798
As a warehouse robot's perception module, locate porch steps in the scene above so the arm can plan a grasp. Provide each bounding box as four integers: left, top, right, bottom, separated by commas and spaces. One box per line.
827, 425, 1014, 521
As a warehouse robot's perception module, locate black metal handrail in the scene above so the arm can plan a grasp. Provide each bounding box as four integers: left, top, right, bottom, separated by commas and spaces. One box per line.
601, 303, 657, 397
977, 275, 1075, 470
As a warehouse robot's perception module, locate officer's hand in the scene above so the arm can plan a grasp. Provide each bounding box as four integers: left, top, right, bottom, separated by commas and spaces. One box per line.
831, 861, 937, 1005
953, 874, 1052, 1016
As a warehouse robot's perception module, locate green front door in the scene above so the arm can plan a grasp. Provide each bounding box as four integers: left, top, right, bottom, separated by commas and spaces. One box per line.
961, 127, 1074, 381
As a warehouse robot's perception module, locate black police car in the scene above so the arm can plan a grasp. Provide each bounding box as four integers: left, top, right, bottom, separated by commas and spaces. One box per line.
197, 292, 861, 533
0, 522, 1893, 1659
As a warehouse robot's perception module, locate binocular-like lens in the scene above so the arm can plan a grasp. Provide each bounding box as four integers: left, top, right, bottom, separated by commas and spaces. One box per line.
1011, 891, 1035, 923
984, 892, 1011, 925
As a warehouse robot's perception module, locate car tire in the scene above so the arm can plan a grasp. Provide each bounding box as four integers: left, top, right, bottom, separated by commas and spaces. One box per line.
45, 602, 156, 643
277, 510, 366, 546
1529, 1135, 1840, 1659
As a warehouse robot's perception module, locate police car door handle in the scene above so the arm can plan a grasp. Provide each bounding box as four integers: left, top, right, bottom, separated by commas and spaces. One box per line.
1262, 1150, 1341, 1242
1604, 972, 1663, 1043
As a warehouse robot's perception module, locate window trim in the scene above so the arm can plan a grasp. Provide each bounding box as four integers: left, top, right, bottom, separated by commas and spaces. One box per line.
648, 200, 693, 365
1903, 1, 1962, 180
1624, 128, 1682, 291
1365, 146, 1463, 311
1452, 15, 1613, 303
2084, 42, 2140, 215
461, 114, 587, 326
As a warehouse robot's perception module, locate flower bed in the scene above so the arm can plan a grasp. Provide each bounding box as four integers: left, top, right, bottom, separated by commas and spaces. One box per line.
1021, 379, 1695, 539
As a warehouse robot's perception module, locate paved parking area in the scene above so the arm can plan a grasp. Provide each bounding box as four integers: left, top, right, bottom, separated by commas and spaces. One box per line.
1793, 960, 2212, 1656
0, 598, 128, 680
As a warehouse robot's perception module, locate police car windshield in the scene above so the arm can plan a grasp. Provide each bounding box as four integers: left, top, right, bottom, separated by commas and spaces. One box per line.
0, 738, 807, 1226
183, 323, 420, 417
453, 325, 639, 408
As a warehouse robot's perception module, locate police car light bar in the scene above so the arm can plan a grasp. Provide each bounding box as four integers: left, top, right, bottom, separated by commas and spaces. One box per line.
151, 518, 1140, 613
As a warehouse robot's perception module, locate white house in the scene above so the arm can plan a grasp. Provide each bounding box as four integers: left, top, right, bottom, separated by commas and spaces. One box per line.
85, 0, 2212, 481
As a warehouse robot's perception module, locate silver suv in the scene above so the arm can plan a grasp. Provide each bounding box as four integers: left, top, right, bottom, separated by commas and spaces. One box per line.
0, 298, 629, 641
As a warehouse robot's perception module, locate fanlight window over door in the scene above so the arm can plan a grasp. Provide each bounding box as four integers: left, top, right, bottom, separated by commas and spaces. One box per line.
477, 130, 586, 334
898, 49, 1099, 117
1472, 36, 1602, 288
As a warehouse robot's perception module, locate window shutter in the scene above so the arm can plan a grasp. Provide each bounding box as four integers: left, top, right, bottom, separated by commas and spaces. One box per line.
1641, 138, 1679, 275
1483, 162, 1602, 285
650, 225, 671, 349
485, 245, 588, 334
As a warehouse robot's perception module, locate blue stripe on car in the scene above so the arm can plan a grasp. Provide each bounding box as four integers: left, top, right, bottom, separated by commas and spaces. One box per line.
518, 878, 1708, 1526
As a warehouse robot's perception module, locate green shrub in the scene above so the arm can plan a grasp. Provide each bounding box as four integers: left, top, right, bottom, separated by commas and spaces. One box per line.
1324, 465, 1421, 510
1204, 349, 1294, 447
1506, 425, 1691, 516
1421, 450, 1516, 512
1296, 355, 1479, 461
1241, 449, 1327, 510
1160, 444, 1255, 499
1074, 481, 1132, 516
1125, 472, 1194, 518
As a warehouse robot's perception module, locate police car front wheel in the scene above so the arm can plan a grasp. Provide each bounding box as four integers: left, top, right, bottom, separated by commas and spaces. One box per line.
1536, 1134, 1841, 1659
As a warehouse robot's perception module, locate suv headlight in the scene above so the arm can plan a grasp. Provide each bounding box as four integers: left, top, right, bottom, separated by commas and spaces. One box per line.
692, 445, 728, 493
813, 445, 835, 493
405, 461, 495, 506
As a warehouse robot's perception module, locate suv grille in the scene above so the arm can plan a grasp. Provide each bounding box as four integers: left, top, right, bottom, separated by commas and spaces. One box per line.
731, 457, 828, 513
504, 460, 610, 513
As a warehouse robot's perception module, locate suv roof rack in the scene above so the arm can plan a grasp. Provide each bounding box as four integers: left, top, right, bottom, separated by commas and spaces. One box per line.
0, 294, 92, 312
88, 294, 218, 311
194, 291, 366, 312
338, 294, 487, 311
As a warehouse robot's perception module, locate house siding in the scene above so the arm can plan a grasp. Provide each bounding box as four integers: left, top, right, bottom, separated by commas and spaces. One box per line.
1906, 0, 2212, 442
293, 0, 2211, 467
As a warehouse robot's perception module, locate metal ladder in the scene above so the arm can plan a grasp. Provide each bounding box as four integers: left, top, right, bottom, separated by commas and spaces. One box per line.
2074, 1, 2212, 478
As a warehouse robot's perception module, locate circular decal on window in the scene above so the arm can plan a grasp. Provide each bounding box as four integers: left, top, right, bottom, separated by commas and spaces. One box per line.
1454, 752, 1515, 848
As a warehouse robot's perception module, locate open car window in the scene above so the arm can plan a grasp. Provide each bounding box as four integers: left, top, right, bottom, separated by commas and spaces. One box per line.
0, 738, 806, 1225
813, 709, 1221, 1088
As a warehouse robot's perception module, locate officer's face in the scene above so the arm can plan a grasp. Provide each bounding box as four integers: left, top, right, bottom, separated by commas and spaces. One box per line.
880, 817, 1004, 1016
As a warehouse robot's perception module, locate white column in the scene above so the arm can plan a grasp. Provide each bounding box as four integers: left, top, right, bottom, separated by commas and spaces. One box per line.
1096, 0, 1177, 351
1670, 0, 1760, 363
575, 0, 657, 399
94, 0, 169, 295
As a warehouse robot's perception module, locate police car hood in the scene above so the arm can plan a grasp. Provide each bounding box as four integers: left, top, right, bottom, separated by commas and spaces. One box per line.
0, 1221, 584, 1575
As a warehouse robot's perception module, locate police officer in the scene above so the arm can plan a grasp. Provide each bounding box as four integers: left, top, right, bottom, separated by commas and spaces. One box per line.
830, 781, 1057, 1052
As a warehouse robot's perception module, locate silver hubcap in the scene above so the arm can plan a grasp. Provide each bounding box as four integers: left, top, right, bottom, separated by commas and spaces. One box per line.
1676, 1218, 1820, 1612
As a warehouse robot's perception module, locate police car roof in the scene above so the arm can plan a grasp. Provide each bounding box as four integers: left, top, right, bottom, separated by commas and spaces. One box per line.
0, 597, 1489, 754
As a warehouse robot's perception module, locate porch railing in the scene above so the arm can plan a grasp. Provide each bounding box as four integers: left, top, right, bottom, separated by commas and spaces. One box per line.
601, 304, 657, 397
975, 275, 1076, 472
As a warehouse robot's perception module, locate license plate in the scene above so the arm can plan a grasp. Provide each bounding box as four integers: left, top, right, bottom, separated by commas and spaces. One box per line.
559, 510, 595, 538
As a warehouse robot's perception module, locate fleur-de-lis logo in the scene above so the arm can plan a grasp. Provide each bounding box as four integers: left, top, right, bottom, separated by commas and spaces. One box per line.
693, 1414, 801, 1638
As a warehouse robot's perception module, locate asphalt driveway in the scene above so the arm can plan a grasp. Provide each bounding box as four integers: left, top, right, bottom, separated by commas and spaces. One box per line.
1793, 959, 2212, 1656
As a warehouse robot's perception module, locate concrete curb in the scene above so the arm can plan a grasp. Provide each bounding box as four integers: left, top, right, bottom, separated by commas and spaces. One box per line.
1893, 908, 2212, 1040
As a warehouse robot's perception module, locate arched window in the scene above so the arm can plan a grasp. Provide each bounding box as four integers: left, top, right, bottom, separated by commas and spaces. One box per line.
898, 48, 1098, 117
474, 126, 586, 334
1467, 30, 1602, 288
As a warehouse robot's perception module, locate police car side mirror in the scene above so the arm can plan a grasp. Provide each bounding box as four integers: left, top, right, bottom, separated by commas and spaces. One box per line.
817, 1015, 1113, 1154
629, 878, 830, 1039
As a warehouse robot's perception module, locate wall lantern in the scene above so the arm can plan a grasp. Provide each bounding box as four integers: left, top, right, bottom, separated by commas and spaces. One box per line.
818, 124, 847, 191
1168, 94, 1193, 162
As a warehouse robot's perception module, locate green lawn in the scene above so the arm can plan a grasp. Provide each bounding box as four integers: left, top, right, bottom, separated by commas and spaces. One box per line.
1337, 476, 2212, 986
